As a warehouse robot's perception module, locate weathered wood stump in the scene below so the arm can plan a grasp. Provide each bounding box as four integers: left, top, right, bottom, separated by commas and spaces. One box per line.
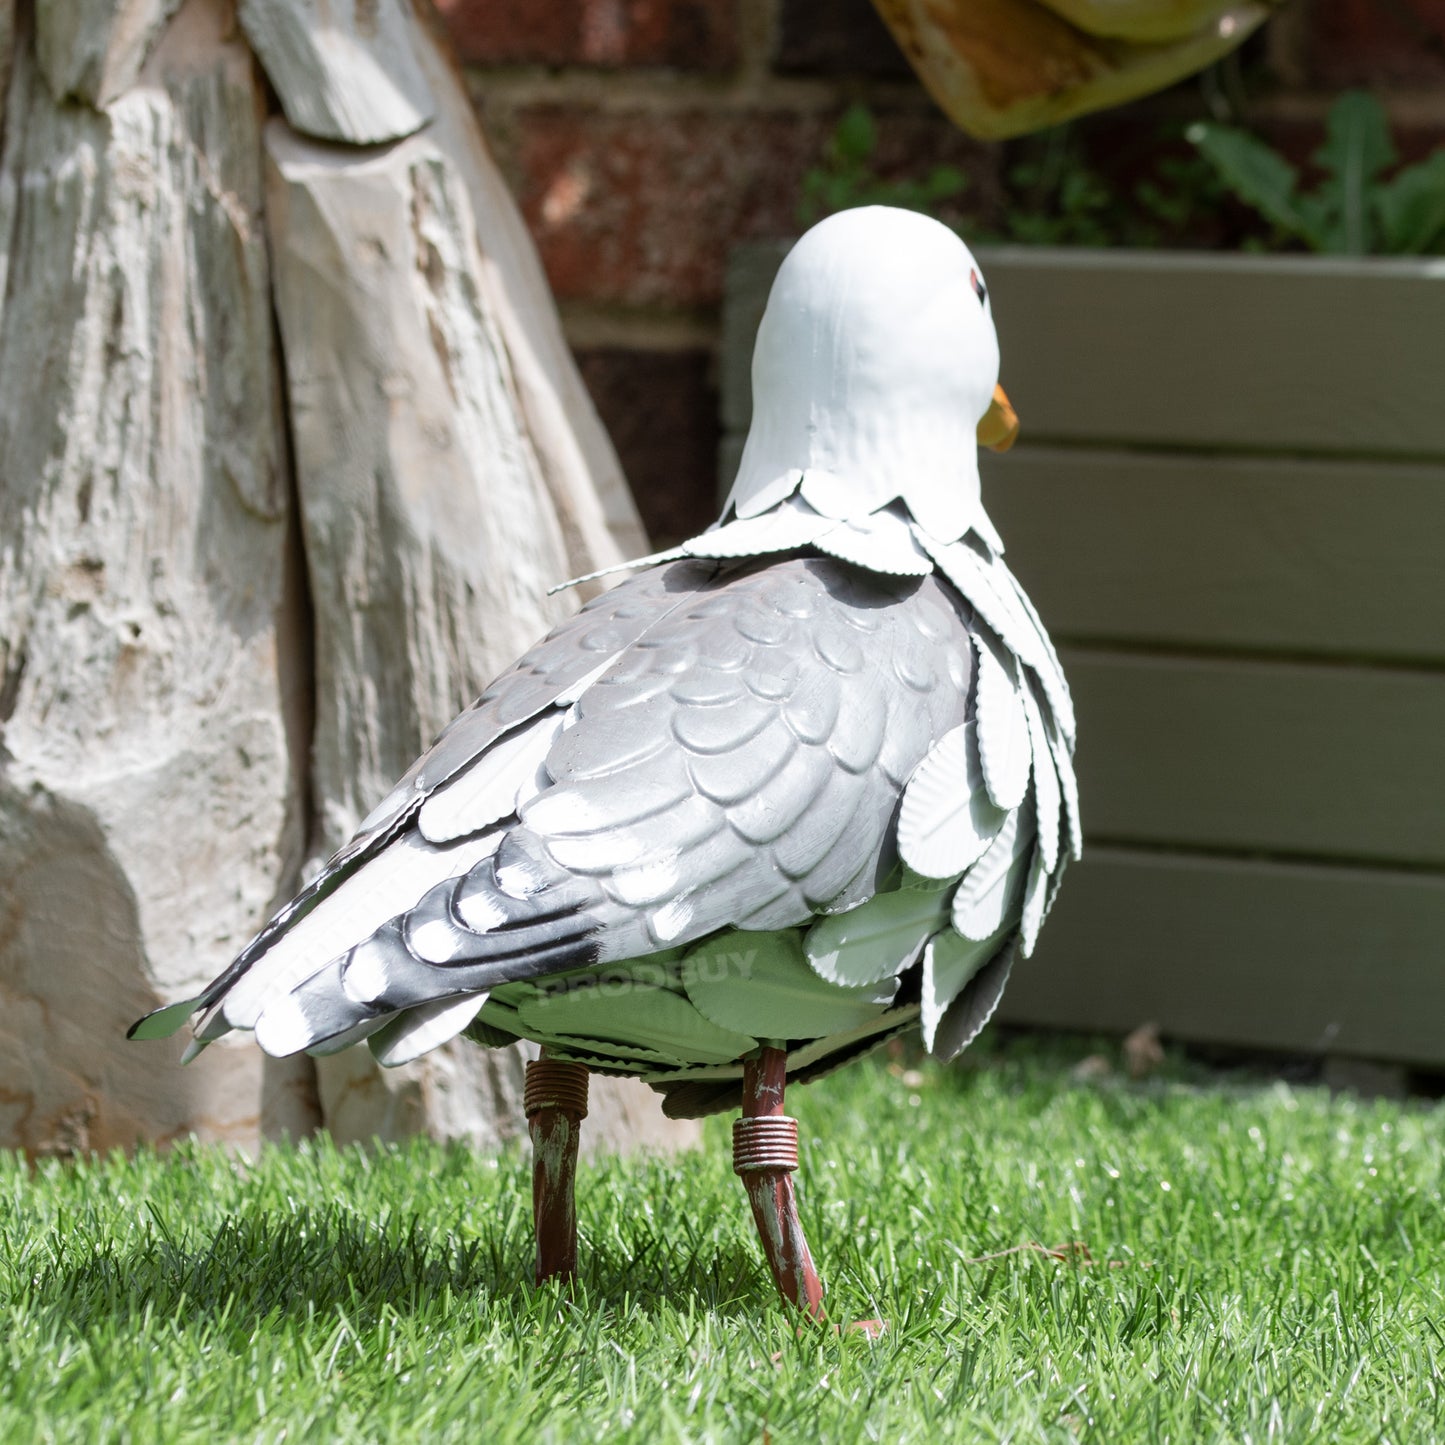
0, 0, 695, 1161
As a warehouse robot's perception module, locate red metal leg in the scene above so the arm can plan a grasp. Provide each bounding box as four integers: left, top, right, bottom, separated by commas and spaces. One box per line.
524, 1055, 589, 1286
733, 1046, 825, 1318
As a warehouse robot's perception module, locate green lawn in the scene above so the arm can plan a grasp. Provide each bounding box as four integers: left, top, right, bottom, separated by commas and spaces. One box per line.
3, 1039, 1442, 1443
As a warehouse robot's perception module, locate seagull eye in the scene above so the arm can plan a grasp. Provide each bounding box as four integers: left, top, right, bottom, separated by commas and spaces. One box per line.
970, 268, 988, 308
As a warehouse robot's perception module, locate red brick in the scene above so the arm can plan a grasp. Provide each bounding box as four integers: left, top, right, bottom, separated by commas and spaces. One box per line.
775, 0, 914, 78
1306, 0, 1445, 86
516, 106, 1000, 308
576, 347, 720, 547
435, 0, 739, 72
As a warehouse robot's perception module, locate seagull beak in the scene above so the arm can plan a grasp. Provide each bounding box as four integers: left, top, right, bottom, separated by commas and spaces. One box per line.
977, 384, 1019, 453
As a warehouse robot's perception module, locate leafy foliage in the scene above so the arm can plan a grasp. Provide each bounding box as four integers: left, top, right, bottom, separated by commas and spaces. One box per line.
798, 104, 968, 226
4, 1041, 1443, 1443
799, 106, 1227, 248
999, 127, 1226, 248
1189, 91, 1445, 255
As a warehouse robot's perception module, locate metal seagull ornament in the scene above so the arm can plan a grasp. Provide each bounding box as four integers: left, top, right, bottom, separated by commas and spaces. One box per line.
131, 205, 1080, 1319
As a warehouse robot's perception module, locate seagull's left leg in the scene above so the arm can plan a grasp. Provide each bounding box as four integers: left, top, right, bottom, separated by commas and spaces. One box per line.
524, 1053, 590, 1285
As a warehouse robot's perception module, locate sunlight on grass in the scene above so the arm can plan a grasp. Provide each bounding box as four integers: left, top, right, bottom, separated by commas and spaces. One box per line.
3, 1039, 1441, 1443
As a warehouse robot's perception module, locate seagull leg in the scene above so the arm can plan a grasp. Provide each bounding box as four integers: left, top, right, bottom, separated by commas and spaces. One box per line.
734, 1045, 825, 1319
524, 1053, 589, 1286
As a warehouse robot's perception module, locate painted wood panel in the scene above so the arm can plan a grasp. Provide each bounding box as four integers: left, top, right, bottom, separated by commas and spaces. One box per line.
984, 446, 1445, 665
722, 243, 1445, 458
720, 242, 784, 437
1063, 651, 1445, 866
982, 248, 1445, 457
1000, 847, 1445, 1067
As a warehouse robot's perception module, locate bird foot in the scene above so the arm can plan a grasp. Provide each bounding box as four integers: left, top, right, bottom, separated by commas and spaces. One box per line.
525, 1055, 589, 1286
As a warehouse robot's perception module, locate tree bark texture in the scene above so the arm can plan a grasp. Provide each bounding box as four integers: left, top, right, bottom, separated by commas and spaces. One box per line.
0, 0, 692, 1160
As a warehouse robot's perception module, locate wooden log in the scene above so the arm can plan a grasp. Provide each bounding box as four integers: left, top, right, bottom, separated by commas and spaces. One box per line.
263, 119, 592, 838
0, 0, 294, 1154
263, 117, 694, 1154
34, 0, 179, 106
407, 11, 647, 567
0, 0, 678, 1159
238, 0, 432, 145
0, 1, 16, 127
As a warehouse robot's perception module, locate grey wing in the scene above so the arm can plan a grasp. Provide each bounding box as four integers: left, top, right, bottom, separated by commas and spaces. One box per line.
232, 557, 976, 1059
359, 560, 727, 838
532, 558, 973, 945
129, 560, 722, 1044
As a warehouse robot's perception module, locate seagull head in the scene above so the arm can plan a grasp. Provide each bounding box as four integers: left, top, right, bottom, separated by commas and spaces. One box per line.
726, 206, 1017, 544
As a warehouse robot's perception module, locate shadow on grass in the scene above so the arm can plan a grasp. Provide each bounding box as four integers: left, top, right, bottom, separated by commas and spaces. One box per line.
32, 1205, 769, 1334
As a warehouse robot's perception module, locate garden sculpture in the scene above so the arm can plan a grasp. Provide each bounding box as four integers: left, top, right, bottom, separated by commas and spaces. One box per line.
871, 0, 1282, 138
132, 206, 1080, 1320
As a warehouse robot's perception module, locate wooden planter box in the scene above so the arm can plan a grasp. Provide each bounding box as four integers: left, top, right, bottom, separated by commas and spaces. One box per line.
723, 244, 1445, 1071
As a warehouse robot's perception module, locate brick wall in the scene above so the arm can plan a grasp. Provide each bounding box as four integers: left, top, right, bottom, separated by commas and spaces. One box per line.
434, 0, 1445, 546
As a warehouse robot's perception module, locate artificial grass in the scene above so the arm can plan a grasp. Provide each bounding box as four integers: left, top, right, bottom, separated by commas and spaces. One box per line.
3, 1038, 1441, 1444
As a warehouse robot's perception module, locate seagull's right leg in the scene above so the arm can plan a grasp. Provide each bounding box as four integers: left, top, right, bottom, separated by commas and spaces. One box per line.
734, 1045, 826, 1319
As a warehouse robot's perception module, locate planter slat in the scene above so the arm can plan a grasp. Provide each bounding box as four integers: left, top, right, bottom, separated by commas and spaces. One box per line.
721, 243, 1445, 460
1000, 847, 1445, 1068
986, 446, 1445, 664
1064, 650, 1445, 867
720, 242, 786, 438
982, 248, 1445, 457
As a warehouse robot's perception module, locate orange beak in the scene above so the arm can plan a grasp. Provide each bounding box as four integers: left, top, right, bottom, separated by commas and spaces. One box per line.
977, 383, 1019, 453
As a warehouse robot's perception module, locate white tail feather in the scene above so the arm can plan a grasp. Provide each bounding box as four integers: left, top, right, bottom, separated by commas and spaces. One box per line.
222, 828, 503, 1030
418, 712, 566, 844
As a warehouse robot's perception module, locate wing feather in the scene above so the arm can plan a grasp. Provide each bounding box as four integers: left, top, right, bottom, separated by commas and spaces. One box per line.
367, 994, 488, 1067
930, 940, 1017, 1063
358, 560, 719, 835
1021, 683, 1062, 877
951, 804, 1034, 941
221, 828, 504, 1030
1018, 848, 1050, 958
897, 722, 1008, 879
418, 713, 564, 844
921, 925, 1008, 1053
972, 628, 1032, 811
803, 884, 952, 987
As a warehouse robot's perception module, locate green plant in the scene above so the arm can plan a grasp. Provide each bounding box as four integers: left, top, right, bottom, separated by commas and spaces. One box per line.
998, 126, 1225, 248
798, 103, 968, 226
1189, 91, 1445, 255
798, 105, 1226, 249
999, 130, 1123, 247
